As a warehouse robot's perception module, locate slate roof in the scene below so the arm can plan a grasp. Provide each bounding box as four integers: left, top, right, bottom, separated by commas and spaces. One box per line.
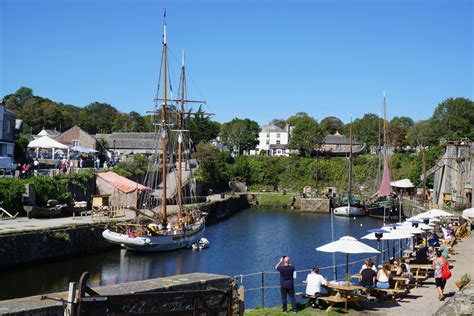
324, 132, 361, 145
261, 124, 286, 133
95, 132, 161, 150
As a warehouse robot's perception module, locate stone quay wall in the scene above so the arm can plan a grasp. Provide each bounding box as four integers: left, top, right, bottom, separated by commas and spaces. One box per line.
0, 273, 237, 316
0, 195, 249, 269
0, 224, 116, 269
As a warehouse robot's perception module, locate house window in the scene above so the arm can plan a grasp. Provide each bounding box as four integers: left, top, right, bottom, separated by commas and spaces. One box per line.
277, 149, 281, 154
72, 140, 79, 147
276, 133, 280, 138
276, 140, 281, 144
336, 144, 341, 150
266, 140, 270, 145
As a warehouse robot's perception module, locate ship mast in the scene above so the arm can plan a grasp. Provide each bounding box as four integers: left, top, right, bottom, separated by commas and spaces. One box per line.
161, 23, 168, 224
177, 49, 185, 219
348, 117, 353, 207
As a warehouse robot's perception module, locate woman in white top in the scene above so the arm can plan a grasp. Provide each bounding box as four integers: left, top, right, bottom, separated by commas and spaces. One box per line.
359, 259, 377, 274
305, 268, 327, 307
376, 264, 391, 289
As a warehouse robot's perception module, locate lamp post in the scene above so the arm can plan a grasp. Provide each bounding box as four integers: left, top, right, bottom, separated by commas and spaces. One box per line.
367, 229, 389, 265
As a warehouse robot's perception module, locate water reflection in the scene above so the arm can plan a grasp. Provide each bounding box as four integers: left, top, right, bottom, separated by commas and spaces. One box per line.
0, 209, 384, 308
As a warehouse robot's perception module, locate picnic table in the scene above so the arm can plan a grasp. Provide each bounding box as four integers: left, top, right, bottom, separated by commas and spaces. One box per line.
409, 263, 433, 286
321, 283, 368, 312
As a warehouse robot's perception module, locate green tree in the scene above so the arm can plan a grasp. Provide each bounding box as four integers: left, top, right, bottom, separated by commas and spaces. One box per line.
352, 113, 383, 147
430, 97, 474, 140
288, 114, 325, 156
79, 102, 119, 134
187, 107, 221, 144
220, 118, 260, 155
406, 120, 436, 147
391, 116, 414, 130
321, 116, 344, 135
270, 118, 287, 129
193, 143, 231, 192
14, 133, 29, 162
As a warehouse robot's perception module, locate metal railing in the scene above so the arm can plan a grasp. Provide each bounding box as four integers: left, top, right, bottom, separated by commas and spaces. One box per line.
234, 241, 404, 308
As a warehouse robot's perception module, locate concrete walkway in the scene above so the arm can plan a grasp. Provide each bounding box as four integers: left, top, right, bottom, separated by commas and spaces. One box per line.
359, 234, 474, 316
0, 209, 136, 235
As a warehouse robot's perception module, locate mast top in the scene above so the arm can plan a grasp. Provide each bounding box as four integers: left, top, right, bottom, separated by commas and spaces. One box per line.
163, 24, 167, 45
182, 48, 185, 67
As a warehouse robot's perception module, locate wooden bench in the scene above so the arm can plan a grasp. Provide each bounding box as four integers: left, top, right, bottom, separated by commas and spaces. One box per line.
373, 288, 407, 301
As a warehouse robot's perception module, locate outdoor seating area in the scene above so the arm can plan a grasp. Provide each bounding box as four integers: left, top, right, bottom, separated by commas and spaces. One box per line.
303, 209, 472, 313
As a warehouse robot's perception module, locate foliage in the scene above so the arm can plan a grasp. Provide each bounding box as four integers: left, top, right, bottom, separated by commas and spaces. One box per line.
220, 118, 260, 155
0, 178, 26, 213
352, 113, 383, 147
29, 176, 70, 206
460, 273, 471, 284
321, 116, 344, 135
193, 143, 232, 193
51, 232, 71, 242
255, 193, 294, 208
288, 114, 325, 156
270, 118, 287, 129
14, 133, 30, 162
430, 97, 474, 141
114, 154, 149, 177
186, 106, 221, 144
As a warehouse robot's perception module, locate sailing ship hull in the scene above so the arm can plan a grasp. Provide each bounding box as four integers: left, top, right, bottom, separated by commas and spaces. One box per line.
102, 223, 205, 252
24, 205, 64, 219
333, 205, 366, 217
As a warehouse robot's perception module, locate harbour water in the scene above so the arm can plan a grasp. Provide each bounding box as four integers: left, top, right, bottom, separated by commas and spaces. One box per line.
0, 208, 389, 308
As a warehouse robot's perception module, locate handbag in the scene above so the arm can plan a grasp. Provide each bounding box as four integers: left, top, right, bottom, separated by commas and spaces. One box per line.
441, 263, 452, 280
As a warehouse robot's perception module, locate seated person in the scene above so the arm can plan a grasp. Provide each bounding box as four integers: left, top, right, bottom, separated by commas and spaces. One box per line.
376, 264, 391, 289
414, 245, 430, 264
427, 232, 440, 247
394, 261, 412, 278
359, 259, 377, 274
305, 268, 327, 307
360, 261, 377, 288
427, 246, 436, 260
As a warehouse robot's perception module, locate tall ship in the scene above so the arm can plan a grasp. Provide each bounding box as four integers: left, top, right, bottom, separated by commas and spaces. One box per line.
333, 119, 366, 216
103, 16, 207, 252
366, 92, 402, 221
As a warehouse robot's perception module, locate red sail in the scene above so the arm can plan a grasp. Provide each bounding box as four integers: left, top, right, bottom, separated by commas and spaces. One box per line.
378, 155, 391, 197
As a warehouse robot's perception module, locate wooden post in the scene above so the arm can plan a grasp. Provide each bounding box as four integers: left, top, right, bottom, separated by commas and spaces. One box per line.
64, 282, 76, 316
261, 271, 265, 308
238, 285, 245, 316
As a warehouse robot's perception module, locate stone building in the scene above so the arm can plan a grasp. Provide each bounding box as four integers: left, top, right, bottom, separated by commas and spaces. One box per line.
425, 139, 473, 209
55, 126, 96, 150
0, 100, 17, 160
319, 131, 365, 157
95, 132, 160, 159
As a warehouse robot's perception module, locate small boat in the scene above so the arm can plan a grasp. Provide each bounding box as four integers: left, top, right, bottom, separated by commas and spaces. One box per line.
333, 205, 366, 217
191, 238, 209, 250
24, 205, 64, 219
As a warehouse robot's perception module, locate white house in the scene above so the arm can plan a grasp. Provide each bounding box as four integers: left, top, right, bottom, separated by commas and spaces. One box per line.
250, 124, 290, 156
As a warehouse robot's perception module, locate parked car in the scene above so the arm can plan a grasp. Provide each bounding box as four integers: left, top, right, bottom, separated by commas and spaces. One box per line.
0, 157, 16, 176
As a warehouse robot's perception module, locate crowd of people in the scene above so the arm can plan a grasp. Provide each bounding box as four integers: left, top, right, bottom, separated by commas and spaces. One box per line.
274, 221, 459, 312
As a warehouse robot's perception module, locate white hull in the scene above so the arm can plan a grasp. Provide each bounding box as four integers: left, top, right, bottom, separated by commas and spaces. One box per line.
102, 222, 205, 252
333, 205, 366, 217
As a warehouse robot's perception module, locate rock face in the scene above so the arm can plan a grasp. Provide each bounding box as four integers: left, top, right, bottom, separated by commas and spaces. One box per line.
434, 282, 474, 316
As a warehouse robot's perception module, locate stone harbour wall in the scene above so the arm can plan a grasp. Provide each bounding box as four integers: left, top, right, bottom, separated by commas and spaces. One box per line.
0, 273, 237, 316
0, 224, 117, 269
434, 282, 474, 316
202, 194, 250, 223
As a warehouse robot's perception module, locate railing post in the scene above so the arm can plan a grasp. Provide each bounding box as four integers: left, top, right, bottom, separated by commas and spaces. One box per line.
238, 285, 245, 316
64, 282, 76, 316
261, 271, 265, 308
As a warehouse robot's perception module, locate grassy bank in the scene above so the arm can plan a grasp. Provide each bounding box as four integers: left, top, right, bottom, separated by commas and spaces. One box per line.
250, 193, 296, 208
245, 304, 350, 315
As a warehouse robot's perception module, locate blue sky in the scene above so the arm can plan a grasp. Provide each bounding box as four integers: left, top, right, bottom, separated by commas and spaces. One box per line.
1, 0, 472, 125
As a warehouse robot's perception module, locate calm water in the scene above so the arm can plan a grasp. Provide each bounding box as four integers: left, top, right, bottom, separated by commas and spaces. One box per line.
0, 209, 392, 308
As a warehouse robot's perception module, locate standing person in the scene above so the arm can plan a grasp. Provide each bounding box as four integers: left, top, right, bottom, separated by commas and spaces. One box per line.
439, 240, 449, 259
275, 256, 297, 313
433, 250, 447, 301
79, 157, 83, 168
305, 268, 327, 308
95, 157, 101, 169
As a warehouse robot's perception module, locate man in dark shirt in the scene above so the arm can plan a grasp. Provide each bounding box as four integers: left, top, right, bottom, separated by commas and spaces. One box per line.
360, 261, 377, 287
415, 246, 430, 264
275, 256, 297, 313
